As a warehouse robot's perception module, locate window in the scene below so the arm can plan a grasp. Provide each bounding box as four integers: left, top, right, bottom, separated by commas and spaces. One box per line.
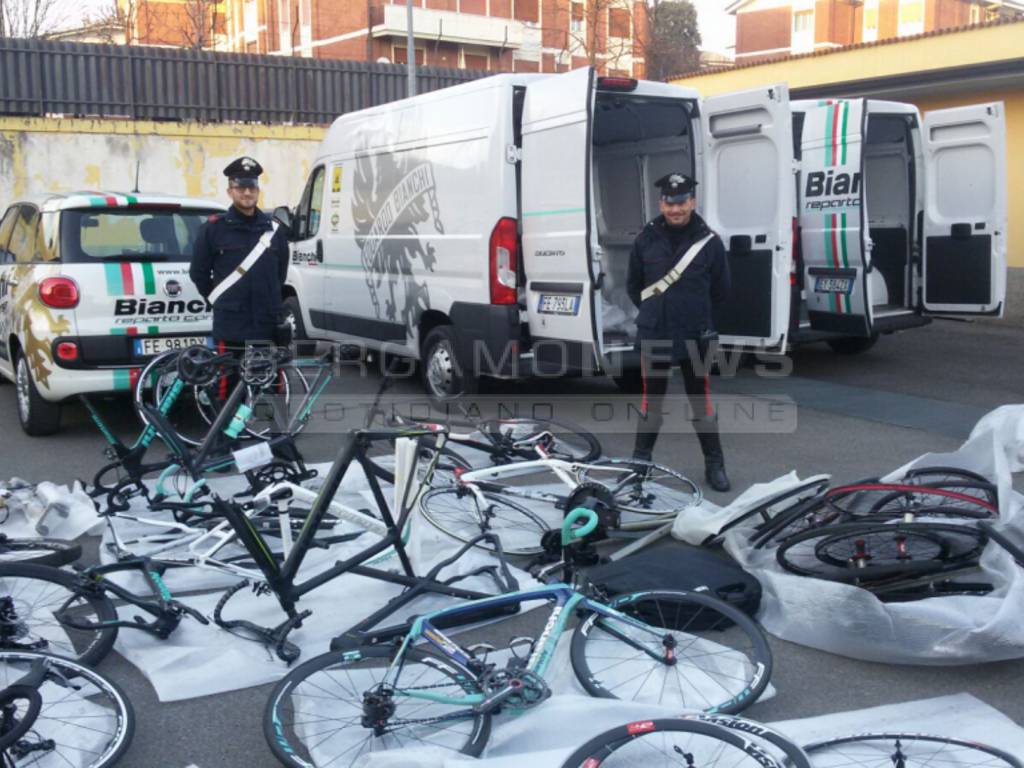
609, 7, 630, 38
7, 206, 48, 264
0, 207, 18, 264
570, 2, 583, 33
898, 0, 924, 36
791, 9, 814, 53
862, 0, 879, 42
393, 46, 426, 65
295, 167, 325, 240
243, 0, 258, 43
59, 209, 214, 263
969, 3, 981, 24
464, 52, 489, 70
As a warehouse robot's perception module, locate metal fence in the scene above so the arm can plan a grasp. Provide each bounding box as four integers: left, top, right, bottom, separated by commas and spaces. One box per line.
0, 38, 485, 124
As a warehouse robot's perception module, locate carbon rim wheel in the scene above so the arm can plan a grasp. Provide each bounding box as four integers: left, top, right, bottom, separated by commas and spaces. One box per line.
0, 564, 118, 666
264, 645, 490, 766
802, 733, 1022, 768
0, 650, 135, 767
825, 483, 997, 519
560, 718, 785, 768
419, 487, 550, 555
683, 714, 812, 768
571, 590, 771, 715
0, 538, 82, 568
580, 460, 702, 519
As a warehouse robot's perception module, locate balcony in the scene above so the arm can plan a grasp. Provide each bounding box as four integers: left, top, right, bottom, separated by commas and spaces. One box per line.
370, 4, 524, 49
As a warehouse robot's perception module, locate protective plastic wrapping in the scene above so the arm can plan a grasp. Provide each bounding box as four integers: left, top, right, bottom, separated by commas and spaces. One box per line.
716, 405, 1024, 665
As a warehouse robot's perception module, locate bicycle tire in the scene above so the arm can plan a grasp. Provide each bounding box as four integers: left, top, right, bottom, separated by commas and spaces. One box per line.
0, 537, 82, 568
902, 466, 994, 486
749, 494, 836, 550
683, 713, 812, 768
560, 717, 785, 768
580, 459, 702, 518
571, 589, 772, 715
825, 483, 997, 518
802, 732, 1022, 768
0, 563, 118, 666
776, 522, 987, 578
481, 417, 602, 463
264, 644, 490, 766
864, 481, 998, 518
705, 475, 831, 546
419, 486, 550, 556
0, 650, 135, 767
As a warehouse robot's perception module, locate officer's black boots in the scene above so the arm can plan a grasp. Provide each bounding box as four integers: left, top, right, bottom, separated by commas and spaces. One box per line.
632, 429, 658, 463
696, 428, 731, 493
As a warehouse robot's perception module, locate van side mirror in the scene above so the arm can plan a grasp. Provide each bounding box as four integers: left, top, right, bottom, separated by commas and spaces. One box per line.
950, 223, 972, 240
729, 235, 752, 253
273, 206, 293, 233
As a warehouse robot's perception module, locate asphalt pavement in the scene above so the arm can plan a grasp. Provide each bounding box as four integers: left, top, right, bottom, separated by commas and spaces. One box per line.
1, 317, 1022, 766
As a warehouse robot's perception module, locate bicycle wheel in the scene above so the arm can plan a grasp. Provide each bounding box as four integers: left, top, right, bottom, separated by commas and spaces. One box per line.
802, 733, 1022, 768
264, 645, 490, 766
419, 487, 550, 556
571, 590, 771, 715
0, 537, 82, 568
776, 522, 986, 578
0, 650, 135, 767
749, 495, 837, 550
580, 460, 702, 519
133, 349, 212, 448
826, 483, 997, 519
560, 718, 784, 768
682, 714, 812, 768
705, 475, 831, 546
0, 563, 118, 666
481, 418, 602, 462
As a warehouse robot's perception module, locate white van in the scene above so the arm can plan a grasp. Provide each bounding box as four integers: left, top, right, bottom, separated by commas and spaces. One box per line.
282, 69, 1006, 396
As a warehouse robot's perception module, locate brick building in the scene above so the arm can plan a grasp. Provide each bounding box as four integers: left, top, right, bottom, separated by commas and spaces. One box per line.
210, 0, 646, 74
120, 0, 229, 48
728, 0, 1024, 62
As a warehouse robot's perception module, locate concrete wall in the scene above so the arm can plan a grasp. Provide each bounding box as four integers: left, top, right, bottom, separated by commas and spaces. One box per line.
0, 117, 325, 215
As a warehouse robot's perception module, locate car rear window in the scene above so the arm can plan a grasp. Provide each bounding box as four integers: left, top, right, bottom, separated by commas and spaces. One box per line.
60, 207, 219, 263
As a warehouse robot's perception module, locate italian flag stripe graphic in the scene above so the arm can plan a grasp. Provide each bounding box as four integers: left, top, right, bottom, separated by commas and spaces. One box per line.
119, 262, 134, 295
141, 262, 156, 295
104, 262, 123, 295
104, 263, 157, 296
824, 105, 834, 166
840, 102, 849, 165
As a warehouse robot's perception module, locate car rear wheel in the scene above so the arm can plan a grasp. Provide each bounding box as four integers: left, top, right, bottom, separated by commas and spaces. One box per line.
15, 352, 61, 436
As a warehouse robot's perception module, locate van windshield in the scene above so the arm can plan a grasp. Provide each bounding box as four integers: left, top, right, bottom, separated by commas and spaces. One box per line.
60, 207, 219, 263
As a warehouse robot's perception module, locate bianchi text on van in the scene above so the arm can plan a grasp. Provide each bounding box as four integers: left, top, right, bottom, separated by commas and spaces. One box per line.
114, 298, 213, 322
804, 170, 862, 211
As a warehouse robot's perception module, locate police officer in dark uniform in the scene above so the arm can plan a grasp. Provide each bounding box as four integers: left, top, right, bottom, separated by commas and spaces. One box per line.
189, 157, 290, 349
627, 172, 732, 492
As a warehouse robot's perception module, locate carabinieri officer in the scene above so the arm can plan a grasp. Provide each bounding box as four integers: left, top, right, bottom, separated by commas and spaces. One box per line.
189, 156, 290, 348
627, 172, 732, 492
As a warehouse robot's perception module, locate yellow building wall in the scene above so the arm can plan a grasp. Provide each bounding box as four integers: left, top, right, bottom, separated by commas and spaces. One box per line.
0, 117, 327, 214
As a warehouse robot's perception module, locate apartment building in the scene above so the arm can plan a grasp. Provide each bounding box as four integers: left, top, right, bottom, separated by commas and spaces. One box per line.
728, 0, 1024, 62
187, 0, 645, 74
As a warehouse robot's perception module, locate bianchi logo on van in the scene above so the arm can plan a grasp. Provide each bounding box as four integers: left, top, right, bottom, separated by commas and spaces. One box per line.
804, 170, 862, 211
352, 141, 445, 335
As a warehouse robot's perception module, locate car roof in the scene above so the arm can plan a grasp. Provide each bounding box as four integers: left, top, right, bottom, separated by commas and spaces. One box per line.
8, 191, 228, 214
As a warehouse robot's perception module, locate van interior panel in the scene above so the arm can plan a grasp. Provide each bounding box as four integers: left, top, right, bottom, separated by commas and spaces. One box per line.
864, 114, 913, 311
591, 95, 696, 350
712, 249, 774, 338
924, 235, 992, 305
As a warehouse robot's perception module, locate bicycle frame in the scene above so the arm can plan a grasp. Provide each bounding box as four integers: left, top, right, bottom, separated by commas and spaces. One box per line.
379, 583, 670, 712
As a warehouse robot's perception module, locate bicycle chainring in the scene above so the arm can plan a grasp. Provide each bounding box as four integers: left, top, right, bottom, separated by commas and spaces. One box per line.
479, 667, 550, 710
564, 482, 620, 531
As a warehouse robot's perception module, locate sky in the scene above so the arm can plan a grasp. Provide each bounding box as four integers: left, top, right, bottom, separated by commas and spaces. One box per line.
66, 0, 737, 55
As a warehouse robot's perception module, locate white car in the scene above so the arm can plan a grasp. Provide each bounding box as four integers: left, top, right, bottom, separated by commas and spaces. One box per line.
0, 191, 225, 435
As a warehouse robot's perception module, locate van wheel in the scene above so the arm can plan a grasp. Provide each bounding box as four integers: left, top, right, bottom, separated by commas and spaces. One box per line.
825, 334, 879, 355
282, 296, 313, 358
15, 353, 61, 436
421, 326, 477, 401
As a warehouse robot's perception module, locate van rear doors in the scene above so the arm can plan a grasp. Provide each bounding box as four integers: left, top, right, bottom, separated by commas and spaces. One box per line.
520, 67, 600, 372
702, 85, 795, 351
919, 103, 1007, 316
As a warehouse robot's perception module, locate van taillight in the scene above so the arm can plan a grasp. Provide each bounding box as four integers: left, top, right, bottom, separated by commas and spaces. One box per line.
39, 277, 80, 308
489, 217, 518, 305
790, 217, 798, 287
597, 76, 638, 92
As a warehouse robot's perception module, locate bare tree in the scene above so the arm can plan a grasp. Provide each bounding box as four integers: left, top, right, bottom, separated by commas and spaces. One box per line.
643, 0, 700, 80
82, 0, 142, 44
547, 0, 641, 73
180, 0, 219, 49
0, 0, 63, 38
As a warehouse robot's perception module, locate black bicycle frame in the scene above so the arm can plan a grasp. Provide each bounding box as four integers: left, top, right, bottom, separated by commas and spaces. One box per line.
214, 427, 519, 647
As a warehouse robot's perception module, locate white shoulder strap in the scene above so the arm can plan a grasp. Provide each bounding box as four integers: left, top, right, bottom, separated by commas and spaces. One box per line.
207, 222, 280, 306
640, 232, 715, 302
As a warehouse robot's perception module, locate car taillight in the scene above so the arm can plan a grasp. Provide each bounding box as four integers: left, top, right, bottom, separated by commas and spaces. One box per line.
489, 217, 518, 305
56, 342, 79, 362
39, 277, 80, 308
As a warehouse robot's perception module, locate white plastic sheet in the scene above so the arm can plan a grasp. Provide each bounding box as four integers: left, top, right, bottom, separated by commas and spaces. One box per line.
722, 406, 1024, 664
0, 479, 100, 540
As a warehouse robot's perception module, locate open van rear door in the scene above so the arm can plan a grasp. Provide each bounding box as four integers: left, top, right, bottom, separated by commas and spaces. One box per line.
920, 103, 1007, 316
520, 66, 600, 373
702, 84, 794, 351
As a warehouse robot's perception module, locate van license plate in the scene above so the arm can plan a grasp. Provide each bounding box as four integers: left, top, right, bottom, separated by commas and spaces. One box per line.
133, 336, 212, 357
538, 294, 580, 315
814, 277, 853, 294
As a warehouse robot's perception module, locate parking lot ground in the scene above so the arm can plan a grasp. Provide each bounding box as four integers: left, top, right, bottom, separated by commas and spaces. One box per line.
1, 317, 1022, 765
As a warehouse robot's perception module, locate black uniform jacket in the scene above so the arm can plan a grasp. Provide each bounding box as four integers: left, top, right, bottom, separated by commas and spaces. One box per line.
626, 213, 731, 358
189, 206, 290, 343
